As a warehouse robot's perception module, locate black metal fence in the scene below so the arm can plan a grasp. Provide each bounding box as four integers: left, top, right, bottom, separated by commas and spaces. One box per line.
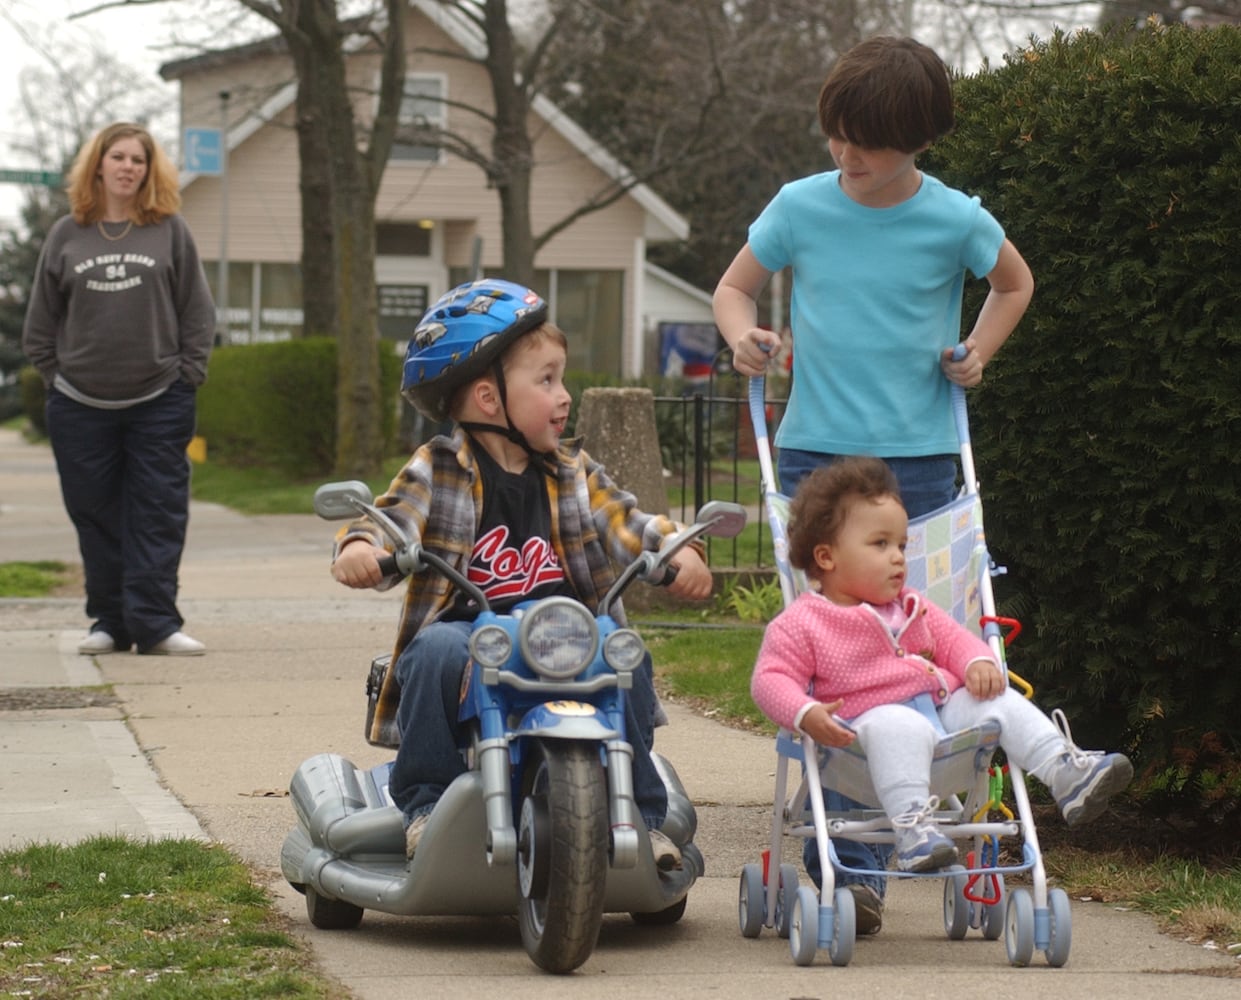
654, 373, 788, 570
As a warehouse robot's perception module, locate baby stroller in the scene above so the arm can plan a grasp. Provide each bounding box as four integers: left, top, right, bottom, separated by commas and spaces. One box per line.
738, 358, 1071, 969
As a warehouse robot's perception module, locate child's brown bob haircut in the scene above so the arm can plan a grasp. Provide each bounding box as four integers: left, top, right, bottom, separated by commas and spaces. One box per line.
787, 457, 904, 576
817, 36, 955, 154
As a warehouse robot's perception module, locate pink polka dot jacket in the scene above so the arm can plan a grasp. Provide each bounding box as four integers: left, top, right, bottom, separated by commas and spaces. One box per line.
751, 588, 996, 730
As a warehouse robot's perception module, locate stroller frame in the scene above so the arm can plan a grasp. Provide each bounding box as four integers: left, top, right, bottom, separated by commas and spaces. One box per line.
740, 366, 1072, 968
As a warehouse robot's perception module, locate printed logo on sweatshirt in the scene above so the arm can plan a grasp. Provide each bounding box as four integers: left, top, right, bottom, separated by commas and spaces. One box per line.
75, 253, 157, 292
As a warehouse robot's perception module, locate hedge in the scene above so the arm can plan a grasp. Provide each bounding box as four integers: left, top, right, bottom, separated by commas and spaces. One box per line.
924, 23, 1241, 820
197, 338, 402, 477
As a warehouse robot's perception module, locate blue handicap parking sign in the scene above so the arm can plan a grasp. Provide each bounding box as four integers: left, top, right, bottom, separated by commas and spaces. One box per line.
184, 128, 223, 175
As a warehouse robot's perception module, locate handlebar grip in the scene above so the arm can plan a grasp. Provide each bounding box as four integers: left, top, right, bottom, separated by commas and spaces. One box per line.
377, 554, 399, 578
658, 563, 679, 587
950, 343, 970, 445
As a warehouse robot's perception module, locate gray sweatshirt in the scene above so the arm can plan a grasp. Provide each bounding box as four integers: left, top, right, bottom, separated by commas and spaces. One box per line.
22, 214, 216, 403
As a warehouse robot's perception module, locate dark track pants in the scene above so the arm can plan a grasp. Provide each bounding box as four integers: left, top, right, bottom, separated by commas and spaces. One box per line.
46, 381, 197, 652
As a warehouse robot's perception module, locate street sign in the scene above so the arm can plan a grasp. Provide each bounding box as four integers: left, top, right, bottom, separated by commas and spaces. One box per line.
0, 168, 62, 186
184, 127, 223, 175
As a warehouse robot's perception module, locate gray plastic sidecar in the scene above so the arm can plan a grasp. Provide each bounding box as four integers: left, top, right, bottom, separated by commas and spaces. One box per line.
280, 750, 704, 928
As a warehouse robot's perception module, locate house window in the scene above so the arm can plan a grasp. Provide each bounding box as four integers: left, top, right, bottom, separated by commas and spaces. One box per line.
450, 267, 624, 376
394, 75, 446, 162
203, 261, 303, 343
555, 270, 623, 375
377, 223, 432, 256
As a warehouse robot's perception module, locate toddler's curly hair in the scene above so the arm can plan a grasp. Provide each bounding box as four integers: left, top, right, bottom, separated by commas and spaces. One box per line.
787, 457, 903, 575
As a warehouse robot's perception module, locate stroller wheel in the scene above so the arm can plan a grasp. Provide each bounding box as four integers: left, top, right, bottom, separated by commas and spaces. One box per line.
943, 867, 970, 940
1044, 887, 1073, 967
1005, 888, 1035, 966
789, 886, 819, 966
738, 863, 765, 938
980, 877, 1006, 941
775, 863, 799, 939
827, 886, 856, 966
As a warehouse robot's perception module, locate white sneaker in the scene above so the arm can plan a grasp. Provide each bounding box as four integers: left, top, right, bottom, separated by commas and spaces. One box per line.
78, 631, 117, 655
648, 829, 682, 871
1046, 709, 1133, 827
143, 631, 206, 656
892, 797, 959, 873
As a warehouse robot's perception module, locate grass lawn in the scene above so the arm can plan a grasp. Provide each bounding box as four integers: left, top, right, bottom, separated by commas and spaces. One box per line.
0, 560, 71, 598
0, 837, 339, 998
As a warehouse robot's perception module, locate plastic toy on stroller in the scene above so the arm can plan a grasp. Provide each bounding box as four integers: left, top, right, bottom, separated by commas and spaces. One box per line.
738, 355, 1073, 969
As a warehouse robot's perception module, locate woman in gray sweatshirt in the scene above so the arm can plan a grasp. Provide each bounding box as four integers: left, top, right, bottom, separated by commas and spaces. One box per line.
23, 121, 216, 656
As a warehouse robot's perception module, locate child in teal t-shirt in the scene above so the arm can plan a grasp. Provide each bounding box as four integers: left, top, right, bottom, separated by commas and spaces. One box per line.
712, 35, 1035, 934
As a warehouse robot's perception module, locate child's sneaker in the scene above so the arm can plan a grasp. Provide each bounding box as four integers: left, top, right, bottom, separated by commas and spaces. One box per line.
1046, 709, 1134, 827
404, 811, 432, 858
648, 829, 682, 871
892, 797, 958, 873
1049, 751, 1133, 827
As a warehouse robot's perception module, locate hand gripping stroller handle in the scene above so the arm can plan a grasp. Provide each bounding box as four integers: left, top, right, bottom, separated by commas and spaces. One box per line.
950, 343, 971, 447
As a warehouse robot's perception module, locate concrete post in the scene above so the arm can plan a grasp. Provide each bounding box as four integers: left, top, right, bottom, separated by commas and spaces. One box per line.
575, 387, 669, 517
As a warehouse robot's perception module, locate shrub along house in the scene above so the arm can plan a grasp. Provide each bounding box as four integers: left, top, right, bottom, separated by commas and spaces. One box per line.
158, 0, 713, 378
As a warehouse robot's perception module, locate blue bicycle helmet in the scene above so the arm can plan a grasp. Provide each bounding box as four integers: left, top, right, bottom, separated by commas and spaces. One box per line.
401, 279, 548, 421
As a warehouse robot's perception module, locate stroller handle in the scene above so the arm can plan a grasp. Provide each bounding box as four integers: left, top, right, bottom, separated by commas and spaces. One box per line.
950, 343, 971, 447
748, 374, 779, 500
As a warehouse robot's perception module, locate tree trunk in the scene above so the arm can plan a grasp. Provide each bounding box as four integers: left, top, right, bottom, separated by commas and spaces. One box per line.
284, 2, 386, 478
296, 88, 337, 338
483, 0, 537, 286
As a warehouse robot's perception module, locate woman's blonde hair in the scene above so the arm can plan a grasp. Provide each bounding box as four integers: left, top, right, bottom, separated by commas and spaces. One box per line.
67, 122, 181, 226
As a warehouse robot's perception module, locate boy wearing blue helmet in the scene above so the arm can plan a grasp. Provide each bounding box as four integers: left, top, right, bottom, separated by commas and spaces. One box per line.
331, 279, 712, 864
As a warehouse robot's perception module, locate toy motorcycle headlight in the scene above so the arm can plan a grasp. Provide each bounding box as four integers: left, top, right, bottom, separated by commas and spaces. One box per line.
470, 623, 512, 669
519, 597, 598, 680
603, 628, 645, 674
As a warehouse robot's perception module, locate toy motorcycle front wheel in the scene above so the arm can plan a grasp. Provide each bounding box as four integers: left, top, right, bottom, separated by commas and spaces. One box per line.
517, 739, 609, 973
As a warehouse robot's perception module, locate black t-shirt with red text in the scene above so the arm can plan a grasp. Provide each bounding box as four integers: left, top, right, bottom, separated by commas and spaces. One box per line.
441, 442, 574, 621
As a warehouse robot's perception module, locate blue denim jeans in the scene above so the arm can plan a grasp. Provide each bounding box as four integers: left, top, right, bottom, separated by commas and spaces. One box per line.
46, 382, 197, 651
387, 619, 668, 829
776, 448, 957, 896
776, 448, 956, 520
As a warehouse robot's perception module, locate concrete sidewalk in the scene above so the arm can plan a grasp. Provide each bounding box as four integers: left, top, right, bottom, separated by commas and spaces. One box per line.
1, 426, 1236, 997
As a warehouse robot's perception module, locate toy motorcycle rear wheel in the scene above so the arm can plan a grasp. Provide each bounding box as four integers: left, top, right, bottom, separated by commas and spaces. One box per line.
305, 885, 364, 930
517, 739, 609, 973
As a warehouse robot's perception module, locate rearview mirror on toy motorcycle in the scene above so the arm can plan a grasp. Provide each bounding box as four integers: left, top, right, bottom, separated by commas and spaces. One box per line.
694, 499, 748, 540
313, 481, 374, 519
598, 500, 747, 618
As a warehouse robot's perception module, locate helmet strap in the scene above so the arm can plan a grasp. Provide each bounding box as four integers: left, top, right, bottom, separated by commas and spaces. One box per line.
458, 361, 555, 466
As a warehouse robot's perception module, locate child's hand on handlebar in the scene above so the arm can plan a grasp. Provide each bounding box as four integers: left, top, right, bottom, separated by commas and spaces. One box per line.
666, 547, 713, 601
332, 540, 390, 588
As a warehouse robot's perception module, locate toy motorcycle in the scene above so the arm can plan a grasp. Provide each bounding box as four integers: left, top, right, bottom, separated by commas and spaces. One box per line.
280, 480, 746, 973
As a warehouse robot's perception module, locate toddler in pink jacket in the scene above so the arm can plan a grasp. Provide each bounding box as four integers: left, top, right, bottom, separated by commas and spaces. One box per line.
751, 457, 1132, 872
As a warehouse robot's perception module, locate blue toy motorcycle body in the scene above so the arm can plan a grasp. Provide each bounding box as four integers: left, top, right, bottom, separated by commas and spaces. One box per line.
280, 481, 745, 972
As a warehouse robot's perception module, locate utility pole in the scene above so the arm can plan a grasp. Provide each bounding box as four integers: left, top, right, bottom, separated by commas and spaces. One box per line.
217, 90, 231, 342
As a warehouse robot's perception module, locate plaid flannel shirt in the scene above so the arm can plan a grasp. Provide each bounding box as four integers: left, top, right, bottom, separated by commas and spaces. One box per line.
336, 426, 692, 745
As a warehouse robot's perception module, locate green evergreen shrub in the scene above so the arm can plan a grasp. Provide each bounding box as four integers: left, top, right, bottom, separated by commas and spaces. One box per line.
925, 23, 1241, 820
197, 338, 401, 477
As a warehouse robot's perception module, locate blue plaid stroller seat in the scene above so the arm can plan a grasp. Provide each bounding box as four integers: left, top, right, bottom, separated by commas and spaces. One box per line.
738, 371, 1070, 969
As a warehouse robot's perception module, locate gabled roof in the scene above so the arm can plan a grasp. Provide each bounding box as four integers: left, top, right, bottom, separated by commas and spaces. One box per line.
161, 0, 688, 241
